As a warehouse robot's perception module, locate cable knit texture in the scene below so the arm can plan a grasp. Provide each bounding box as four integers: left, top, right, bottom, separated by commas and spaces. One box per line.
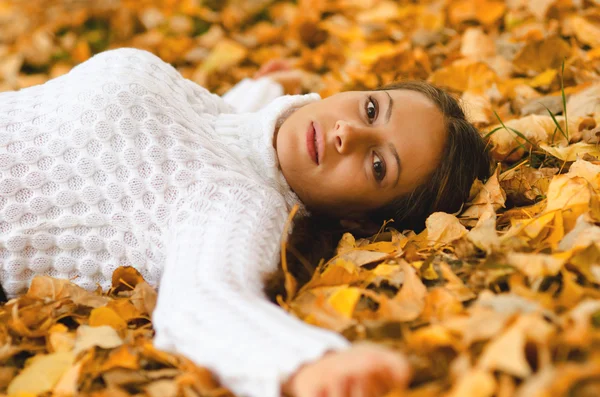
0, 48, 350, 396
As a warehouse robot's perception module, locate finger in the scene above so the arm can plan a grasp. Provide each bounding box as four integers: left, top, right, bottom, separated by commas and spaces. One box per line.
299, 383, 327, 397
350, 381, 366, 397
338, 374, 354, 397
254, 59, 290, 77
376, 365, 397, 391
361, 370, 389, 397
384, 356, 412, 388
254, 61, 276, 77
368, 375, 389, 396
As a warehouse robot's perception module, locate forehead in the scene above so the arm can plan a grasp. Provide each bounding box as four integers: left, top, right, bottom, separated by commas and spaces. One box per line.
385, 89, 441, 117
383, 89, 447, 192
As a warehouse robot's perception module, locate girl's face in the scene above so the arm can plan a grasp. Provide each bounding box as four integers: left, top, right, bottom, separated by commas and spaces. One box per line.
275, 89, 447, 219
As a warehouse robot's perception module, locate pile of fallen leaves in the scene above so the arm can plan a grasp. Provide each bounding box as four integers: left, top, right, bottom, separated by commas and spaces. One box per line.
0, 268, 231, 397
2, 0, 600, 396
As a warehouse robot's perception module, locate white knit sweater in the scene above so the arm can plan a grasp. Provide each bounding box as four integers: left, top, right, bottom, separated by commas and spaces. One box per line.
0, 48, 350, 396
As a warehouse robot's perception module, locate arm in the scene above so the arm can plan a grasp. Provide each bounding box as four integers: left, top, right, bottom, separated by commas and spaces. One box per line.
152, 176, 350, 397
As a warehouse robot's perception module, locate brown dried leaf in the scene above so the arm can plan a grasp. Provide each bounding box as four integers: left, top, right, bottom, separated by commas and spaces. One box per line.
27, 276, 108, 308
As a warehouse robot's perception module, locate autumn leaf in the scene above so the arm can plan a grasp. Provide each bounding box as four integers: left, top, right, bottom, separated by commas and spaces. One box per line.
7, 351, 75, 396
512, 36, 571, 76
425, 212, 468, 245
2, 1, 600, 396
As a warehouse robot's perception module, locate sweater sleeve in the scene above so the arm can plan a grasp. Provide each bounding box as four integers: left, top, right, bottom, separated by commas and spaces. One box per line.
222, 77, 284, 113
152, 175, 350, 397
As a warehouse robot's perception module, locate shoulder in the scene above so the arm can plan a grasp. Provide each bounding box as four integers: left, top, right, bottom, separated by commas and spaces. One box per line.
70, 48, 182, 86
69, 48, 233, 114
72, 48, 166, 71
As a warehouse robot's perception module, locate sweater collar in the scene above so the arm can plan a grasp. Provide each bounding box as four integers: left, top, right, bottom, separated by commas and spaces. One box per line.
214, 93, 321, 214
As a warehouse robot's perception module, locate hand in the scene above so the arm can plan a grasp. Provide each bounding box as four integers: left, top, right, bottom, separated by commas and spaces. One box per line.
254, 59, 315, 95
281, 342, 411, 397
255, 59, 294, 78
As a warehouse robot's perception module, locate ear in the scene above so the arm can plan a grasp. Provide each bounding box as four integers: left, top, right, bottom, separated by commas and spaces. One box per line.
339, 218, 385, 237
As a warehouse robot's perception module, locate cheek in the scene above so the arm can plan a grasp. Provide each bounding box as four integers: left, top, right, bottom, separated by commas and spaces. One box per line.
330, 157, 369, 193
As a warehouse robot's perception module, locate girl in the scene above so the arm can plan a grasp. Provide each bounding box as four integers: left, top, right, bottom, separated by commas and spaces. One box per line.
0, 48, 490, 397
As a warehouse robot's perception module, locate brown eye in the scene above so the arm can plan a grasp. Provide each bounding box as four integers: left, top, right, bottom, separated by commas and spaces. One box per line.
372, 152, 386, 181
365, 96, 378, 122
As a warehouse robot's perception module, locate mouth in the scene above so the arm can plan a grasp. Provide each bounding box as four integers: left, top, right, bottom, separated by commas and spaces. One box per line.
306, 121, 319, 165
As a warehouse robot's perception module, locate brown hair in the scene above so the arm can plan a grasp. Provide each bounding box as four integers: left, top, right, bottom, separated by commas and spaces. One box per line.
263, 80, 492, 302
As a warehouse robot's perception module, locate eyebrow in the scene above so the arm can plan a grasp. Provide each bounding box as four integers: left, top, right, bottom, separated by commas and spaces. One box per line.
385, 91, 393, 123
389, 142, 401, 188
383, 91, 400, 188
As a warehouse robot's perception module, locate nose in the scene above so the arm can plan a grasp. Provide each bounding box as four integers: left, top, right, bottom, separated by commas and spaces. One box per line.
334, 120, 370, 154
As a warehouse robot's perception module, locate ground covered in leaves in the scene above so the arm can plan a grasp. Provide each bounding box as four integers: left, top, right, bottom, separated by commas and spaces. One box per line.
2, 0, 600, 396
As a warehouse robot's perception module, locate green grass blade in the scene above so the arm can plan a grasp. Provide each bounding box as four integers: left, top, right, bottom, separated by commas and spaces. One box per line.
484, 126, 503, 139
560, 59, 569, 141
493, 110, 533, 151
543, 104, 568, 142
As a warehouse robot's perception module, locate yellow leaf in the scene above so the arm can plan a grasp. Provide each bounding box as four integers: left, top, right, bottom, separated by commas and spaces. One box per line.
130, 281, 158, 316
566, 82, 600, 122
478, 320, 532, 377
461, 91, 493, 125
48, 324, 75, 353
429, 60, 497, 94
426, 212, 468, 245
468, 214, 501, 254
448, 0, 505, 26
447, 369, 496, 397
500, 165, 557, 206
505, 252, 567, 278
300, 259, 359, 292
487, 114, 571, 161
377, 262, 427, 321
111, 266, 145, 292
200, 39, 248, 74
545, 175, 598, 233
107, 299, 140, 322
356, 1, 400, 23
569, 244, 600, 284
53, 361, 82, 397
358, 42, 402, 66
571, 16, 600, 49
335, 232, 356, 254
7, 352, 75, 396
73, 325, 123, 355
460, 27, 496, 60
89, 307, 127, 331
100, 345, 140, 371
528, 68, 557, 88
320, 19, 363, 42
408, 324, 456, 351
558, 214, 600, 251
568, 159, 600, 191
327, 287, 362, 318
339, 249, 389, 267
369, 263, 406, 288
422, 261, 439, 280
359, 241, 399, 254
513, 36, 571, 75
443, 306, 510, 345
421, 287, 464, 320
462, 166, 506, 221
439, 262, 476, 302
27, 276, 108, 308
556, 270, 585, 309
540, 142, 600, 162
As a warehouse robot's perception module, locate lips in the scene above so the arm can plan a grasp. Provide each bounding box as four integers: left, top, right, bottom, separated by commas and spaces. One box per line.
306, 122, 319, 165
